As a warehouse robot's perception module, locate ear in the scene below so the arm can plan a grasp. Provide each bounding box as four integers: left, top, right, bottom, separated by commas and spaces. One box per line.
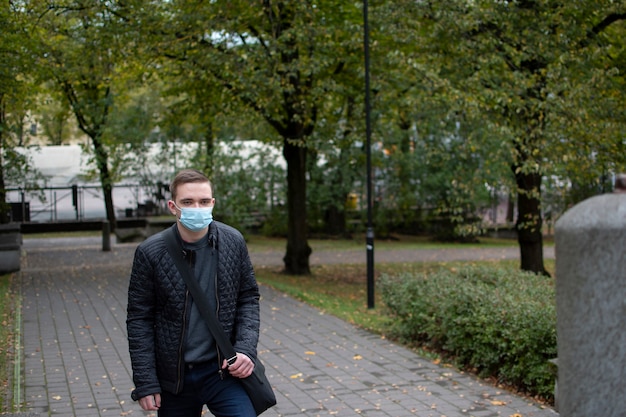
167, 200, 178, 216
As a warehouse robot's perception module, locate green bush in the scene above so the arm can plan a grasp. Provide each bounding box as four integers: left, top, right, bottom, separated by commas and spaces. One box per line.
380, 264, 556, 400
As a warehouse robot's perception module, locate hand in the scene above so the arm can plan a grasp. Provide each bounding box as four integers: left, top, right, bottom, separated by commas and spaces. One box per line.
139, 393, 161, 411
222, 353, 254, 378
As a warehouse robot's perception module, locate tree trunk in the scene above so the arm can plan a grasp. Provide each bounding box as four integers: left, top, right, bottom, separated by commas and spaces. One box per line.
506, 193, 515, 223
92, 135, 117, 232
324, 204, 347, 236
513, 168, 549, 276
62, 79, 116, 231
203, 121, 214, 177
282, 139, 312, 274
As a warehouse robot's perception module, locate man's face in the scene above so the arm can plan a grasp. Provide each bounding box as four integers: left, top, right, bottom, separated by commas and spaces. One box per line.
168, 182, 214, 215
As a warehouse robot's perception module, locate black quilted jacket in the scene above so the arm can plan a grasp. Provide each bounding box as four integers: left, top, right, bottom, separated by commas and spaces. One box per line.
126, 222, 260, 401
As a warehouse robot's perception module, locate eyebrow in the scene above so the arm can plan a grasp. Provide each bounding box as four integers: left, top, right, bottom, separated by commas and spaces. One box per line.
180, 197, 213, 202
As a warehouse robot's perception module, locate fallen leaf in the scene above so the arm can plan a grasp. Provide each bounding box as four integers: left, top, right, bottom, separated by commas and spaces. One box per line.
305, 351, 316, 355
353, 354, 363, 360
290, 373, 302, 379
490, 400, 507, 406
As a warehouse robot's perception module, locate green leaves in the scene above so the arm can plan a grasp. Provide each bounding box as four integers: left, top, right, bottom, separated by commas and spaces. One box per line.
4, 0, 626, 244
380, 264, 557, 400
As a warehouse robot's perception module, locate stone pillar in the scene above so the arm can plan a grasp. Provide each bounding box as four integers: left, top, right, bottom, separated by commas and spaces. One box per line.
554, 175, 626, 416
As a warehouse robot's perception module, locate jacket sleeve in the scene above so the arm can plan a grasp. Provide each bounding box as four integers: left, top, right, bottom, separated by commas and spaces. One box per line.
126, 245, 162, 401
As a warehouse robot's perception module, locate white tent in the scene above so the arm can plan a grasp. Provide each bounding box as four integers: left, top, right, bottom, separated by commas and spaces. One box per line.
27, 145, 92, 186
11, 141, 285, 221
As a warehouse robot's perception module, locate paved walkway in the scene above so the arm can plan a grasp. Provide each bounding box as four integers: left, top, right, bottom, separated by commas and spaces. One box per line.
15, 237, 557, 416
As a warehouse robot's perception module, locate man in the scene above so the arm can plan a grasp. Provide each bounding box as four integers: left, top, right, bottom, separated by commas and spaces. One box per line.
127, 169, 259, 416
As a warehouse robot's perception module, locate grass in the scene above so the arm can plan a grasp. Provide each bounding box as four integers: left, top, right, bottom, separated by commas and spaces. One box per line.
247, 232, 550, 335
0, 273, 17, 412
245, 232, 544, 252
251, 234, 555, 396
255, 257, 554, 336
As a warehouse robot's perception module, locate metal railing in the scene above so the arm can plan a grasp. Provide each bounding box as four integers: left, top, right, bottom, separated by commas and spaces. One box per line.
6, 183, 167, 222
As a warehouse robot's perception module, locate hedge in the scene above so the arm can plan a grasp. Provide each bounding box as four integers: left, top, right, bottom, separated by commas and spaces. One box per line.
379, 264, 556, 400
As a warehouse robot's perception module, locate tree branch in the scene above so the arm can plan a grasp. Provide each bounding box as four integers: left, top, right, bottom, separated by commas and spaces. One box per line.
581, 12, 626, 48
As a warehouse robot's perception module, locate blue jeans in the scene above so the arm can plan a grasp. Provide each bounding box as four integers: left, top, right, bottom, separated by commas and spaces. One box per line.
159, 362, 256, 417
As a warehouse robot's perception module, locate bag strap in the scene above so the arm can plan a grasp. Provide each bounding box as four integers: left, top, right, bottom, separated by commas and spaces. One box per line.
163, 226, 238, 365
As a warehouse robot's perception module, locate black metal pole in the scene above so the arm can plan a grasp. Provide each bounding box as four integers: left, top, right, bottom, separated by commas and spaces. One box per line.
363, 0, 375, 309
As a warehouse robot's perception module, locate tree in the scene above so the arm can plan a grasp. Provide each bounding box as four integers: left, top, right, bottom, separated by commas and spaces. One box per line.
351, 1, 506, 241
550, 9, 626, 201
408, 0, 626, 274
0, 1, 42, 223
36, 87, 75, 146
307, 96, 364, 237
27, 0, 140, 230
128, 0, 363, 274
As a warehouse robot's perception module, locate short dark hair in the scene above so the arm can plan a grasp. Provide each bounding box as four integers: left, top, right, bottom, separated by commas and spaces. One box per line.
170, 169, 213, 201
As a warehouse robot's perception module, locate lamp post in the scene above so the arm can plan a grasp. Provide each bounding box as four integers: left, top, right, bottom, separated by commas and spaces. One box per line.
363, 0, 375, 309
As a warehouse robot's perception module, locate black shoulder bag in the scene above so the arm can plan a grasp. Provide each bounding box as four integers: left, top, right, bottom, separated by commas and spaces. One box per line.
163, 227, 277, 416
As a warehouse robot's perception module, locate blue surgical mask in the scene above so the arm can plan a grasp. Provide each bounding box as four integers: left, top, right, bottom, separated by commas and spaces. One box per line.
174, 204, 213, 232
